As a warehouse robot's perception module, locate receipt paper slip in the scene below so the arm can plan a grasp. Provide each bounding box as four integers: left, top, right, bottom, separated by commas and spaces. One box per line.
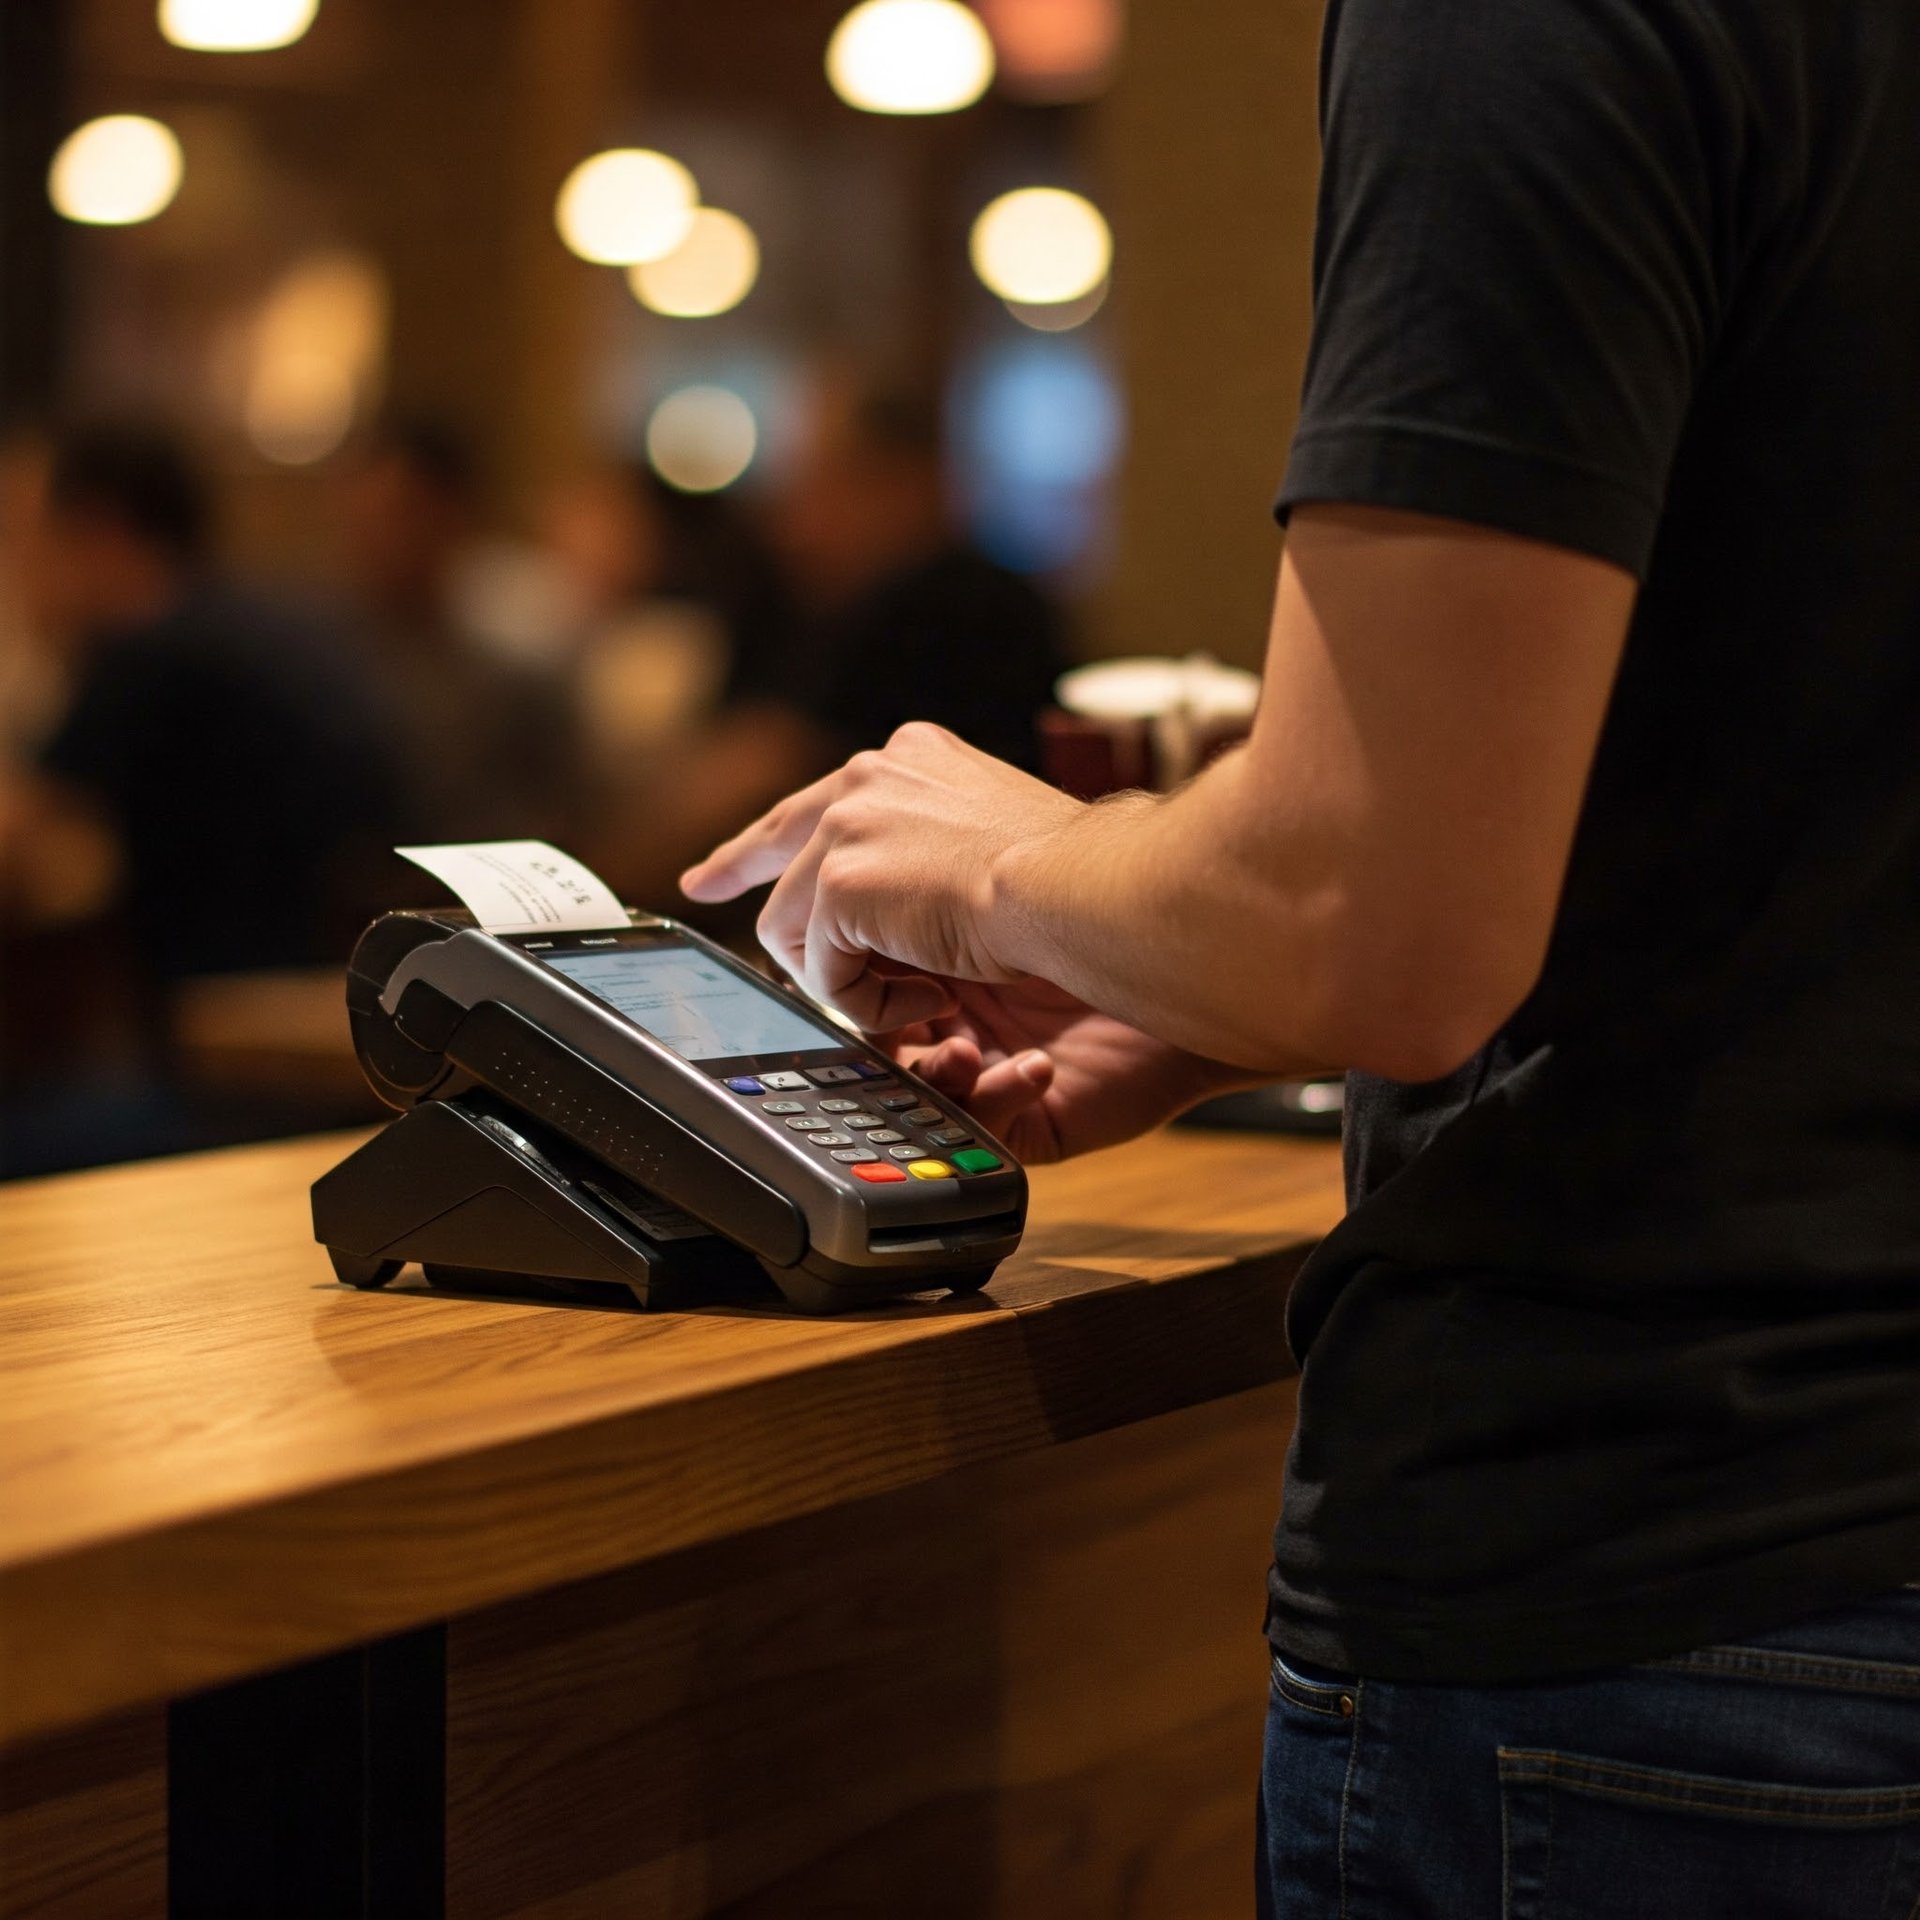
396, 841, 631, 934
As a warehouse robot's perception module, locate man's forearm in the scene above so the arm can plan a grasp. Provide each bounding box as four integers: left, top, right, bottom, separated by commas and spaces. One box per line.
985, 748, 1345, 1075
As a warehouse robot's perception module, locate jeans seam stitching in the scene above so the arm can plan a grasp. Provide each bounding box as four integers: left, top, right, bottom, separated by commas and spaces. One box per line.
1500, 1751, 1920, 1824
1499, 1770, 1514, 1920
1336, 1677, 1363, 1920
1638, 1648, 1920, 1699
1544, 1761, 1556, 1907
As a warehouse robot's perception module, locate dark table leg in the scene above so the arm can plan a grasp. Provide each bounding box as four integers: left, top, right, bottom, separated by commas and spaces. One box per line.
168, 1624, 445, 1918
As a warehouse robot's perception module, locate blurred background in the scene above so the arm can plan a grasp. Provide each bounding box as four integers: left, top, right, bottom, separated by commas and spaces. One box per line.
0, 0, 1321, 1177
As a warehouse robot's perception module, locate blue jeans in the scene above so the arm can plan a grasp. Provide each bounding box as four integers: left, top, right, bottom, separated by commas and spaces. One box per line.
1258, 1588, 1920, 1918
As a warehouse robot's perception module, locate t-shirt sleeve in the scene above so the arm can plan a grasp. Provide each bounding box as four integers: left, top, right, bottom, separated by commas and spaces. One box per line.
1278, 0, 1742, 578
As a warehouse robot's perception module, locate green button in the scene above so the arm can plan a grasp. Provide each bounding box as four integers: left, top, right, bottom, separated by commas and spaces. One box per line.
952, 1148, 1002, 1174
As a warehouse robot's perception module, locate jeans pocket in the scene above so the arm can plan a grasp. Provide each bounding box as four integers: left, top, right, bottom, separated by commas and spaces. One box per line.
1499, 1747, 1920, 1920
1263, 1656, 1363, 1920
1269, 1649, 1359, 1720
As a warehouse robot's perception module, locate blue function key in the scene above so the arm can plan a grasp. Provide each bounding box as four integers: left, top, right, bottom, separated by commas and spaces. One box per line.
724, 1076, 764, 1094
846, 1061, 892, 1081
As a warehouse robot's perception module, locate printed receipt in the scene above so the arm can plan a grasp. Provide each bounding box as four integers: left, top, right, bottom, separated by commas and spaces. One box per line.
395, 841, 630, 933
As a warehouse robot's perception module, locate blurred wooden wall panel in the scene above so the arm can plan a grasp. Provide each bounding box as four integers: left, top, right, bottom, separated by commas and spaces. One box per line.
1092, 0, 1324, 669
446, 1381, 1294, 1919
350, 0, 634, 517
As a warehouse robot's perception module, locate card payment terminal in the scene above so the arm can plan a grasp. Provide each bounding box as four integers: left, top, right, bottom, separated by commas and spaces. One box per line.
312, 909, 1027, 1313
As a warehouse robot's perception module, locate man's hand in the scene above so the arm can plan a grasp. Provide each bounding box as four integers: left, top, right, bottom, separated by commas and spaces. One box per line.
684, 504, 1637, 1096
889, 976, 1254, 1164
681, 722, 1089, 1031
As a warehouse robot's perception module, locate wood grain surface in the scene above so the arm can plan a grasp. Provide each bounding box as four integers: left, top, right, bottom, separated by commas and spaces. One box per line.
0, 1126, 1341, 1746
0, 1710, 164, 1920
445, 1384, 1296, 1920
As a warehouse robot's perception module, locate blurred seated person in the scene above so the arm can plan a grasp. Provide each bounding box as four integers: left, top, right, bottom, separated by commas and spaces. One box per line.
0, 421, 401, 1174
758, 383, 1067, 770
543, 461, 796, 774
338, 416, 583, 843
1, 419, 399, 989
586, 383, 1066, 903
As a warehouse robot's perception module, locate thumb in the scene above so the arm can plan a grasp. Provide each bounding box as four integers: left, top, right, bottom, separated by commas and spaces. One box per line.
954, 1048, 1054, 1133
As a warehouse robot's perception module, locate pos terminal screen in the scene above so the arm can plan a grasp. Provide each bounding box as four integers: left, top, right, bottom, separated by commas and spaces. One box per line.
542, 947, 841, 1063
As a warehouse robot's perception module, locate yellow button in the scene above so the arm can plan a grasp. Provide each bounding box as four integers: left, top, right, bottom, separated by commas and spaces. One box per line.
906, 1159, 954, 1179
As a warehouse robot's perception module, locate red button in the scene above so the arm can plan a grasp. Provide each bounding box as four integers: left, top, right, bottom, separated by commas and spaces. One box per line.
851, 1161, 907, 1183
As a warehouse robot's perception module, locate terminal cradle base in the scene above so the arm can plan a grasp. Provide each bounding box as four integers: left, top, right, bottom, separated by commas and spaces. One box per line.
313, 1096, 775, 1312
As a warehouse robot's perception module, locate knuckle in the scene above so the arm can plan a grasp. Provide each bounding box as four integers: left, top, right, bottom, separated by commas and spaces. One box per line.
818, 799, 865, 846
815, 845, 857, 895
888, 720, 944, 753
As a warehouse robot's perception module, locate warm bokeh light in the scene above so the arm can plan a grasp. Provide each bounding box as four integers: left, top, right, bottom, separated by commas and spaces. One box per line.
47, 115, 184, 227
627, 208, 761, 318
826, 0, 995, 115
976, 0, 1121, 100
646, 386, 758, 493
158, 0, 319, 53
243, 250, 387, 464
1005, 276, 1108, 331
555, 149, 698, 266
969, 187, 1111, 304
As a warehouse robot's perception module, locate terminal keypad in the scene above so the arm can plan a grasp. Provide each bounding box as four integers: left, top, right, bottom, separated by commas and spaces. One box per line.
724, 1068, 1006, 1177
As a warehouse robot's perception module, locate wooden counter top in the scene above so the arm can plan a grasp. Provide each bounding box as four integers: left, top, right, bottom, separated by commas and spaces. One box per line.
0, 1126, 1342, 1746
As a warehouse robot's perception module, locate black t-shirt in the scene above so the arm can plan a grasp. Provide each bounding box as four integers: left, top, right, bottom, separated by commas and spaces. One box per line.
1268, 0, 1920, 1681
740, 545, 1066, 773
40, 585, 401, 983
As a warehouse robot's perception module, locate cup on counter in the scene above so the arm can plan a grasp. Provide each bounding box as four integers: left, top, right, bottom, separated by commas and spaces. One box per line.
1040, 653, 1261, 799
1039, 652, 1342, 1130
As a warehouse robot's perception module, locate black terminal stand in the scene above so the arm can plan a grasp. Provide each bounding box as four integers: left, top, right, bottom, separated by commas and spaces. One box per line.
312, 1096, 774, 1310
